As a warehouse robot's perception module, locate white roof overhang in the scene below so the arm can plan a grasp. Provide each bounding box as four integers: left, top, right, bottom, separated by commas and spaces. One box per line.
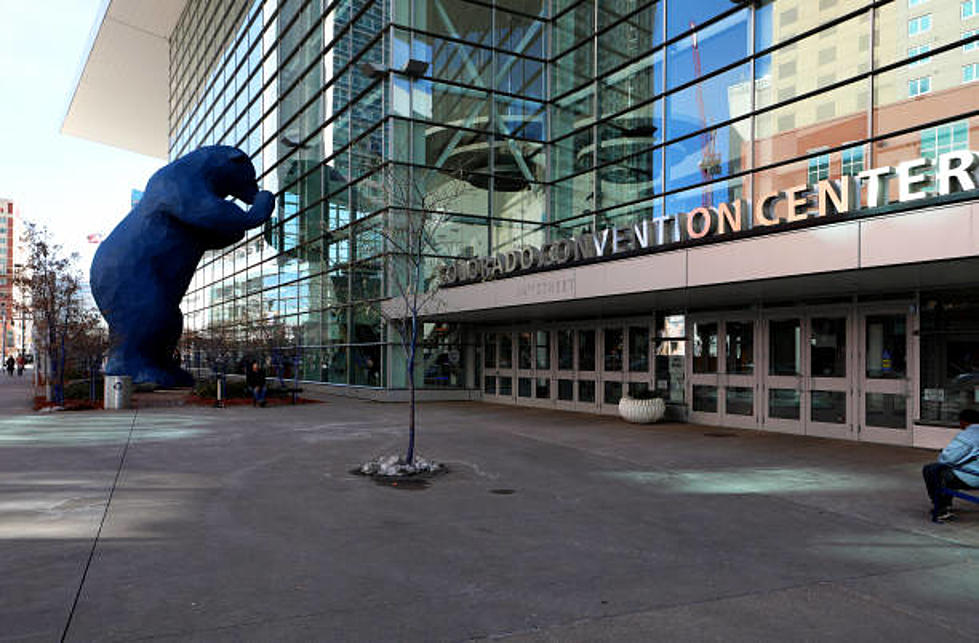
61, 0, 188, 159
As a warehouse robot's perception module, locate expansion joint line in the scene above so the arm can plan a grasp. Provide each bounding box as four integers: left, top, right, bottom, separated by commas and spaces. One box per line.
60, 408, 140, 643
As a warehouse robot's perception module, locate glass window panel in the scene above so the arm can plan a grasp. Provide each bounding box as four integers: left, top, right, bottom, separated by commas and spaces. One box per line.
769, 319, 801, 376
499, 376, 513, 395
754, 79, 869, 168
554, 2, 593, 57
598, 8, 662, 76
725, 321, 754, 375
518, 376, 533, 397
865, 392, 907, 429
484, 333, 497, 368
726, 387, 753, 416
558, 329, 574, 370
668, 1, 742, 40
810, 317, 846, 377
693, 384, 718, 412
536, 330, 550, 369
693, 322, 718, 373
668, 10, 749, 89
865, 315, 907, 379
628, 381, 652, 398
666, 63, 751, 142
500, 333, 513, 368
811, 391, 847, 424
579, 329, 596, 370
604, 380, 623, 405
604, 328, 624, 371
536, 377, 550, 399
551, 41, 594, 97
665, 118, 749, 191
769, 388, 801, 419
518, 331, 533, 369
558, 379, 574, 401
629, 326, 649, 372
578, 379, 596, 403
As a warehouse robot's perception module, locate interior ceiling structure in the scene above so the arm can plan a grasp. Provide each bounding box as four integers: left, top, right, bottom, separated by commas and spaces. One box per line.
62, 0, 188, 159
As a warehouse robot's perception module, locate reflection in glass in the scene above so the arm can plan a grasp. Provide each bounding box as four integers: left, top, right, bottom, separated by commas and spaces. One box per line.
810, 317, 846, 377
484, 375, 496, 395
866, 315, 906, 378
811, 391, 846, 424
536, 377, 550, 399
518, 332, 533, 369
726, 321, 754, 374
518, 377, 532, 397
558, 329, 574, 370
604, 380, 623, 405
605, 328, 624, 371
726, 387, 753, 416
579, 329, 596, 370
536, 330, 550, 370
693, 385, 718, 413
629, 381, 652, 398
499, 376, 513, 396
769, 388, 801, 420
865, 393, 906, 429
558, 379, 574, 401
629, 326, 649, 372
484, 333, 497, 368
499, 334, 513, 369
693, 322, 718, 373
769, 319, 801, 376
579, 380, 596, 403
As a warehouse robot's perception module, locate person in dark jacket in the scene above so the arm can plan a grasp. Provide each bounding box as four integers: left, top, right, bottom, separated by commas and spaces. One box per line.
923, 407, 979, 521
246, 360, 267, 407
5, 356, 13, 376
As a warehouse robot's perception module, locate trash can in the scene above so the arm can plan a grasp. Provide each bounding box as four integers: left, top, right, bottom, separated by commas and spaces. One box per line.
104, 375, 133, 410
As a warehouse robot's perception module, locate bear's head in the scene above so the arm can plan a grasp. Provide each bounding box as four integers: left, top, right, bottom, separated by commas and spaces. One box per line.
198, 145, 261, 204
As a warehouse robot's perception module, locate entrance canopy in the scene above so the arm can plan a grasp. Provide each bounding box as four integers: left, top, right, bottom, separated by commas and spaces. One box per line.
61, 0, 187, 159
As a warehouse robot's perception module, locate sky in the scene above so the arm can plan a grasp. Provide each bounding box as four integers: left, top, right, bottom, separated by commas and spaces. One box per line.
0, 1, 162, 276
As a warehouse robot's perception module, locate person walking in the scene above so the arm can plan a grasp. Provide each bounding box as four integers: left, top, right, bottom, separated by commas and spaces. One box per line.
246, 360, 267, 407
5, 356, 13, 376
15, 354, 24, 377
923, 407, 979, 521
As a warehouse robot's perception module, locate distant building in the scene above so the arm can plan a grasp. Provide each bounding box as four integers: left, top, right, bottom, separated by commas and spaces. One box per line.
0, 198, 22, 357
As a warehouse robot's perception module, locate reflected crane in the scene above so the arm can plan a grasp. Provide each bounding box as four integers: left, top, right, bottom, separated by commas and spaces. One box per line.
691, 23, 722, 207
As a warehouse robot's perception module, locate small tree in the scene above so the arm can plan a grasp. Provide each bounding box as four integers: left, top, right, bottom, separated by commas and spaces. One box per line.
15, 223, 85, 404
363, 161, 470, 466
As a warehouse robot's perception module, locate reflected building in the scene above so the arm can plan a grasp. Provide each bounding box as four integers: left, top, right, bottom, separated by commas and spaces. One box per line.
65, 0, 979, 448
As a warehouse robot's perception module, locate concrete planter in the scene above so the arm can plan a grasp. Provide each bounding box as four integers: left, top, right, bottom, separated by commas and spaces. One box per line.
618, 395, 665, 424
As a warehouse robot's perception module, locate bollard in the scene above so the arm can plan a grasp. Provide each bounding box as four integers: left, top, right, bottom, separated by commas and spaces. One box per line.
215, 376, 225, 408
104, 375, 133, 410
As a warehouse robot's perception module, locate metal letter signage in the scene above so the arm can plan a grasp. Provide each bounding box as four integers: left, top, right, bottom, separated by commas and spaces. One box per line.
441, 151, 979, 287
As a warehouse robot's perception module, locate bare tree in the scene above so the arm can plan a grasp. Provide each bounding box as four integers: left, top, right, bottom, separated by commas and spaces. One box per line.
363, 161, 470, 465
15, 223, 85, 404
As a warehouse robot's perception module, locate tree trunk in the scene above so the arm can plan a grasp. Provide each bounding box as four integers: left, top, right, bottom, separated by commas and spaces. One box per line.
406, 345, 416, 465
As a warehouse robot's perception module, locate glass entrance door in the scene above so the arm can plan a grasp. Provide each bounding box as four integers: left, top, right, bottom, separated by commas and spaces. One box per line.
688, 317, 758, 428
807, 312, 853, 440
859, 310, 911, 445
763, 315, 805, 435
600, 326, 625, 414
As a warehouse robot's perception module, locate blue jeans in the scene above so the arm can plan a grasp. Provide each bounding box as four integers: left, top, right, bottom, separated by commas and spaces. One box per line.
251, 385, 266, 405
923, 462, 971, 511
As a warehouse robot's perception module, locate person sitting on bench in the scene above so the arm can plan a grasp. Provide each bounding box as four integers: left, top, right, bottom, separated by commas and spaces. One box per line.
923, 408, 979, 521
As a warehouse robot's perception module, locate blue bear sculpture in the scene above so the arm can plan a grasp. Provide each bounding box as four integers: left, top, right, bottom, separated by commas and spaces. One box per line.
91, 146, 275, 387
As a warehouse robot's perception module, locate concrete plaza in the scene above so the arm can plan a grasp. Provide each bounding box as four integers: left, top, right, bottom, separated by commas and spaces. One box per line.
2, 373, 978, 642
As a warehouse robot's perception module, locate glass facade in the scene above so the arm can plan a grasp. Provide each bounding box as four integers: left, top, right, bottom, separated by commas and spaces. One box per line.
170, 0, 979, 391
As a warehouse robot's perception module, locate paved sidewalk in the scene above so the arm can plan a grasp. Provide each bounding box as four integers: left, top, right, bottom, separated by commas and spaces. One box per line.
2, 392, 978, 641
